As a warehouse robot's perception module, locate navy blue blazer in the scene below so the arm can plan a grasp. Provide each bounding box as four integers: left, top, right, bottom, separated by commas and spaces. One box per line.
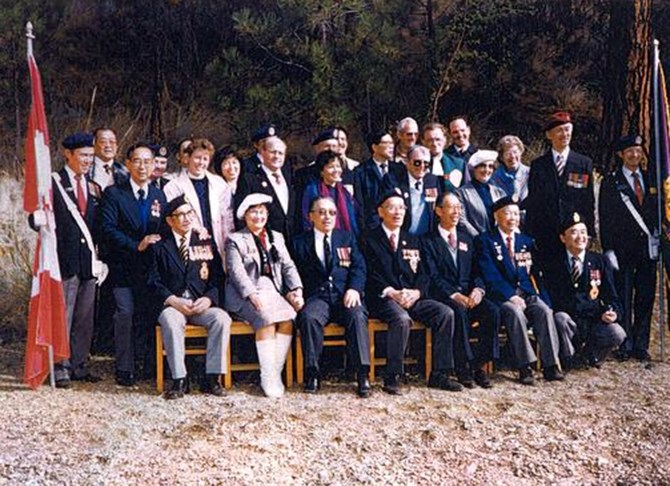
474, 231, 549, 306
291, 229, 366, 300
361, 226, 429, 311
352, 158, 404, 231
146, 230, 221, 307
388, 169, 442, 235
422, 228, 483, 302
543, 250, 622, 321
97, 180, 168, 287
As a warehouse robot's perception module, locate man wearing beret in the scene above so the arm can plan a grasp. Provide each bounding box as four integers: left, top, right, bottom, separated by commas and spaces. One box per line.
98, 143, 168, 386
475, 196, 567, 384
147, 195, 231, 399
149, 143, 171, 191
242, 123, 279, 174
524, 112, 595, 271
89, 127, 127, 191
30, 133, 106, 387
599, 135, 658, 362
544, 213, 626, 368
362, 191, 462, 394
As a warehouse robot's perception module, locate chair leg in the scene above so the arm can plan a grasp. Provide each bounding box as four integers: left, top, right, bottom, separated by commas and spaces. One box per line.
425, 327, 432, 381
224, 337, 232, 390
156, 326, 164, 393
285, 342, 293, 388
295, 333, 304, 385
368, 324, 376, 382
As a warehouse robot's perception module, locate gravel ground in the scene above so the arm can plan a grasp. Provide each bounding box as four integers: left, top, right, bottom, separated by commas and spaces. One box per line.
1, 343, 670, 485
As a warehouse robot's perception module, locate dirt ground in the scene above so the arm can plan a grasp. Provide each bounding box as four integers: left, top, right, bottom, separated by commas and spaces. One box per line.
1, 340, 670, 486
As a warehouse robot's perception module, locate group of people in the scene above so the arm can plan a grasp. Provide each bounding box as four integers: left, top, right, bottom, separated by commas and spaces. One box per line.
31, 110, 657, 400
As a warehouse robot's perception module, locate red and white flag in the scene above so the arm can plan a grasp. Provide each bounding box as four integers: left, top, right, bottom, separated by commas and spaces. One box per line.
23, 38, 69, 389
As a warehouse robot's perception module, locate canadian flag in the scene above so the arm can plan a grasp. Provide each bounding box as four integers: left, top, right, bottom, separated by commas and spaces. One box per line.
23, 42, 69, 389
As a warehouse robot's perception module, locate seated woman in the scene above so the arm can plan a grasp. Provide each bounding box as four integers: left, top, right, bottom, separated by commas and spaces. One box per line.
224, 193, 304, 398
300, 150, 360, 236
211, 146, 241, 196
490, 135, 530, 202
455, 150, 507, 237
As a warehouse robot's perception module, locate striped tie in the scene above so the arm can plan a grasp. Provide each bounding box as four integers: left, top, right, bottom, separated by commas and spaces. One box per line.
555, 155, 565, 177
570, 256, 581, 286
179, 236, 189, 265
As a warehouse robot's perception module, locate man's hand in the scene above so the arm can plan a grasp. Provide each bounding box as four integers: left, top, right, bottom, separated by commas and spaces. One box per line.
469, 288, 485, 307
138, 234, 161, 252
601, 309, 617, 324
402, 289, 421, 308
343, 289, 362, 308
286, 288, 304, 311
450, 292, 471, 309
190, 297, 212, 314
248, 293, 264, 311
509, 295, 526, 311
166, 295, 195, 316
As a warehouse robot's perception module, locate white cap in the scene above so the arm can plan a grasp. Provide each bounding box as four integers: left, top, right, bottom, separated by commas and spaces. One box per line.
468, 149, 499, 169
236, 193, 273, 220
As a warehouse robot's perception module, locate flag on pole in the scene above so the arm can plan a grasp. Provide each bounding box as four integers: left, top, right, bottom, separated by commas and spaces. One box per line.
23, 23, 69, 390
655, 62, 670, 223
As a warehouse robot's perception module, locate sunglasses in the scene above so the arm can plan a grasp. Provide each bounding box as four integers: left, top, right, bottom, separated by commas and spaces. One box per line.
410, 159, 431, 168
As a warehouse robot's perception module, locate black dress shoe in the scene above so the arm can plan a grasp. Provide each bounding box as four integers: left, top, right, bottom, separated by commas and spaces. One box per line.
202, 374, 225, 396
543, 365, 565, 382
633, 350, 652, 362
457, 368, 475, 389
115, 371, 136, 387
474, 368, 492, 389
428, 371, 463, 392
382, 375, 402, 395
71, 372, 103, 383
357, 376, 372, 398
55, 377, 71, 389
304, 376, 320, 394
614, 349, 631, 362
518, 366, 535, 386
164, 378, 187, 400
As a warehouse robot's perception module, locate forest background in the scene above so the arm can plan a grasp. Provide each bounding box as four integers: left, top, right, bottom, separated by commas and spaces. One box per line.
0, 0, 666, 337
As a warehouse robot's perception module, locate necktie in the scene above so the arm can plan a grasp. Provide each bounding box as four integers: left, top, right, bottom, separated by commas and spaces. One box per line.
570, 256, 581, 285
632, 171, 644, 205
414, 180, 421, 191
272, 172, 282, 185
75, 174, 87, 216
179, 235, 189, 265
380, 163, 388, 176
506, 235, 515, 262
137, 188, 148, 229
103, 164, 112, 175
259, 230, 271, 275
447, 232, 456, 250
389, 232, 397, 252
138, 188, 145, 201
555, 155, 565, 177
324, 234, 332, 272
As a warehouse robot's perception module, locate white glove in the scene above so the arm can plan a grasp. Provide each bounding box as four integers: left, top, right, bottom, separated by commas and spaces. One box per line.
604, 250, 619, 272
32, 209, 47, 228
93, 260, 109, 286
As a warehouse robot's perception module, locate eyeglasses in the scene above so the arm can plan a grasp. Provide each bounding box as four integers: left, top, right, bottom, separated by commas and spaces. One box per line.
128, 158, 154, 167
411, 159, 431, 168
311, 209, 337, 217
169, 209, 195, 220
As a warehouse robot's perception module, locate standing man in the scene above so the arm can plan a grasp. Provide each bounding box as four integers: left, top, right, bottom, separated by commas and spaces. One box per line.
149, 143, 171, 190
147, 195, 231, 399
98, 143, 168, 386
422, 122, 465, 193
524, 112, 595, 270
362, 191, 462, 394
599, 135, 658, 362
475, 196, 567, 385
242, 123, 279, 173
89, 127, 127, 191
445, 116, 478, 165
394, 117, 420, 164
293, 197, 371, 397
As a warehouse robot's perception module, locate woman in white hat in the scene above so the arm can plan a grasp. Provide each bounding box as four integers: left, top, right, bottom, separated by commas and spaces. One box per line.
224, 193, 304, 397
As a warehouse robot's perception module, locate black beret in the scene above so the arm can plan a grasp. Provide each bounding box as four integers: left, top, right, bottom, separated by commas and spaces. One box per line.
616, 134, 643, 152
491, 195, 519, 214
312, 128, 337, 146
62, 132, 94, 150
543, 111, 571, 131
377, 188, 404, 208
560, 212, 588, 234
166, 194, 190, 216
149, 143, 169, 158
252, 123, 278, 142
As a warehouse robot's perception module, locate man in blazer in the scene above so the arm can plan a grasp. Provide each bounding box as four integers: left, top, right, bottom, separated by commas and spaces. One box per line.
235, 136, 296, 240
388, 145, 442, 237
31, 133, 105, 387
599, 135, 658, 362
163, 138, 234, 260
445, 117, 478, 169
293, 197, 371, 397
147, 195, 231, 399
524, 112, 595, 270
89, 127, 127, 191
544, 213, 626, 368
97, 143, 168, 386
423, 193, 500, 388
362, 191, 462, 394
475, 196, 567, 385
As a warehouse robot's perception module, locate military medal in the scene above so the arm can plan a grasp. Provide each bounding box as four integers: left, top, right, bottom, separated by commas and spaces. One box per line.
150, 200, 161, 218
337, 247, 351, 267
425, 187, 438, 203
589, 285, 599, 300
589, 269, 601, 300
402, 249, 420, 273
493, 242, 503, 261
200, 261, 209, 280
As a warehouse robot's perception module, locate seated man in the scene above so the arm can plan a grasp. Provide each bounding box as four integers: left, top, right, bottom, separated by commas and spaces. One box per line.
544, 213, 626, 368
147, 195, 232, 399
475, 196, 566, 385
292, 197, 371, 397
362, 190, 461, 395
423, 193, 500, 388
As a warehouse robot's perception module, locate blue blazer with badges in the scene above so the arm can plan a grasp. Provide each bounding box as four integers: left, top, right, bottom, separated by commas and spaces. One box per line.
361, 226, 429, 311
291, 229, 366, 300
422, 228, 483, 301
97, 180, 168, 287
146, 231, 222, 307
524, 149, 594, 259
543, 250, 622, 321
353, 158, 404, 231
474, 231, 549, 305
388, 169, 442, 236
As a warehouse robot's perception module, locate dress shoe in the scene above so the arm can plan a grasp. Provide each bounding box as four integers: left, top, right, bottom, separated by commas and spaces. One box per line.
457, 368, 475, 389
382, 375, 402, 395
304, 376, 320, 394
202, 374, 225, 397
71, 372, 103, 383
428, 371, 463, 392
474, 368, 493, 389
55, 377, 71, 389
115, 371, 136, 387
164, 377, 187, 400
633, 350, 652, 362
543, 365, 565, 382
518, 366, 535, 386
357, 375, 372, 398
613, 349, 630, 362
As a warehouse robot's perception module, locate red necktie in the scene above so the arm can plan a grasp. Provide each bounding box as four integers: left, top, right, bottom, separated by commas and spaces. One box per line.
447, 232, 456, 250
389, 233, 397, 252
632, 171, 644, 205
75, 174, 87, 216
272, 172, 282, 185
506, 236, 514, 262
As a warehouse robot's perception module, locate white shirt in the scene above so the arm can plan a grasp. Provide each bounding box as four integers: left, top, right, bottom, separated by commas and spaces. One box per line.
551, 147, 570, 165
498, 228, 515, 255
314, 228, 333, 269
622, 165, 645, 194
64, 165, 87, 200
173, 230, 192, 249
438, 225, 458, 264
566, 249, 586, 274
431, 154, 444, 176
129, 179, 150, 200
261, 165, 289, 213
92, 156, 115, 190
372, 157, 389, 177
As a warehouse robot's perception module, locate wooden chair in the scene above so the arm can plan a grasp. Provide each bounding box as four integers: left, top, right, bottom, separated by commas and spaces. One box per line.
368, 319, 432, 382
294, 323, 347, 385
155, 321, 293, 392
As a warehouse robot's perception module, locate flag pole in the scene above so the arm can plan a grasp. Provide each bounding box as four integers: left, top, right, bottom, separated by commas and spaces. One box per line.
653, 39, 666, 362
26, 21, 56, 388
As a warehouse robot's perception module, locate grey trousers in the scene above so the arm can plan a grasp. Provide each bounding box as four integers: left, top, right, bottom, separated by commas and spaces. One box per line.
500, 296, 560, 369
554, 311, 627, 357
158, 306, 232, 379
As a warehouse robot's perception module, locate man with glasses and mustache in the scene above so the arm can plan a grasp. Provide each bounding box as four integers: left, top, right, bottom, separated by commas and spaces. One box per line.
292, 197, 371, 397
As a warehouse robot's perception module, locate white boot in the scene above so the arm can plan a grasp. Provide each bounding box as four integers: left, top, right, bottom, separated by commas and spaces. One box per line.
256, 338, 281, 398
274, 333, 293, 396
